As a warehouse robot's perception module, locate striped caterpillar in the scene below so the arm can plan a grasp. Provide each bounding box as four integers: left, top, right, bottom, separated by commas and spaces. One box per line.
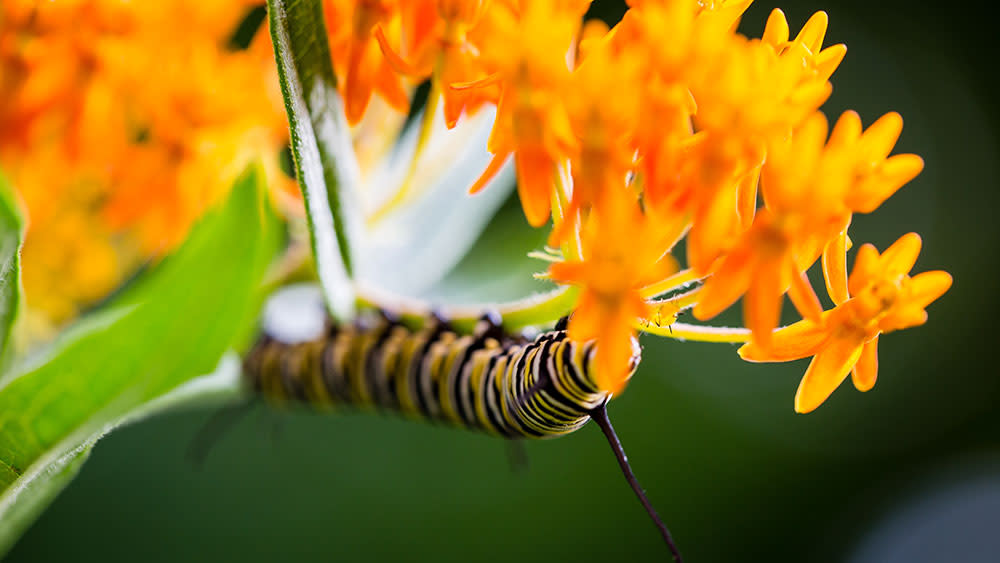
242, 308, 682, 561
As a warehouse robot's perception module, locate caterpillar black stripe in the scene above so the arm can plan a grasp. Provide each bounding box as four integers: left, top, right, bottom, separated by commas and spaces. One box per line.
242, 309, 682, 561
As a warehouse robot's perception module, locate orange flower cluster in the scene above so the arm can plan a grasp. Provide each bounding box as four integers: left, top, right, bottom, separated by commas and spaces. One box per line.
335, 0, 951, 411
1, 0, 290, 325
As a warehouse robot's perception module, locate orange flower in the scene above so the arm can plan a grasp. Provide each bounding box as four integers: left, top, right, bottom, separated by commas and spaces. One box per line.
374, 0, 495, 128
739, 233, 952, 413
2, 0, 289, 326
680, 12, 844, 271
557, 27, 642, 242
464, 1, 584, 227
694, 110, 924, 348
550, 191, 677, 394
324, 0, 410, 124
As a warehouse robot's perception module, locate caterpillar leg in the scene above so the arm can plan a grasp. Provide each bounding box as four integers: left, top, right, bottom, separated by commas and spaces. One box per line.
589, 402, 682, 562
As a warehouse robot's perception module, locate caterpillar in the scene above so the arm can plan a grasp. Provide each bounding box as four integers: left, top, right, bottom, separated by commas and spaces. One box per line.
242, 308, 682, 561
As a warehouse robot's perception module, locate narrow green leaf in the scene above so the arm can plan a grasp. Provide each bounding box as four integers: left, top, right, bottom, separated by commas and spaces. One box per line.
0, 167, 280, 556
0, 172, 25, 365
267, 0, 361, 322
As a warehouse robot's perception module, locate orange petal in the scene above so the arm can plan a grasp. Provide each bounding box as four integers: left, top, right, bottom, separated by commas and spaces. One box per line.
374, 25, 429, 77
692, 245, 753, 321
549, 260, 586, 283
688, 184, 740, 273
878, 306, 928, 332
566, 291, 602, 342
450, 72, 501, 91
373, 56, 411, 113
468, 152, 510, 194
829, 111, 862, 148
880, 232, 922, 278
788, 269, 824, 322
515, 151, 554, 227
595, 327, 635, 395
739, 318, 828, 362
736, 165, 760, 230
814, 44, 847, 81
795, 11, 829, 53
794, 335, 864, 413
907, 270, 953, 308
762, 9, 790, 47
344, 40, 375, 124
744, 253, 786, 350
850, 336, 879, 392
822, 229, 849, 305
849, 154, 924, 213
861, 112, 903, 161
847, 243, 879, 295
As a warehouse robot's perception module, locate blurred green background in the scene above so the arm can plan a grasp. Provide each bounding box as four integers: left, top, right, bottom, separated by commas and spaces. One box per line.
7, 0, 999, 561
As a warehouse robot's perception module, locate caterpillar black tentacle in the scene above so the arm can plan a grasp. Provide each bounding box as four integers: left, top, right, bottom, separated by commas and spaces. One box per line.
243, 309, 681, 561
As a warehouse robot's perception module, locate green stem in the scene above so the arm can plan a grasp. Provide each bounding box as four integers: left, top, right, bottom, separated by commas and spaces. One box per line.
268, 0, 362, 322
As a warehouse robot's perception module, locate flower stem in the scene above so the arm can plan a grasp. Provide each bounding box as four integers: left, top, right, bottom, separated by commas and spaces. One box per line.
638, 321, 751, 343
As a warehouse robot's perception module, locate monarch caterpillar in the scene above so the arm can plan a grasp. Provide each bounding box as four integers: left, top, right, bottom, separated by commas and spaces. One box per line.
242, 307, 682, 561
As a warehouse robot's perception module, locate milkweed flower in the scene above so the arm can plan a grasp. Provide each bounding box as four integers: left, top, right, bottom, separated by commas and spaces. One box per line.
462, 1, 586, 228
693, 111, 925, 349
738, 234, 952, 413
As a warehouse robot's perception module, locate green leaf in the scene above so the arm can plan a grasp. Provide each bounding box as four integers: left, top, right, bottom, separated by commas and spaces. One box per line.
267, 0, 361, 322
0, 167, 281, 556
0, 171, 25, 366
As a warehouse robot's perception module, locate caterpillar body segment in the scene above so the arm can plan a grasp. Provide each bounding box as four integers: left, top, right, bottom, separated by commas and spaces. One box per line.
243, 312, 635, 439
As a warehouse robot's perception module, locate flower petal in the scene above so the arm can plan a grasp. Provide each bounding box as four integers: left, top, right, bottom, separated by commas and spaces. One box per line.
744, 253, 785, 349
860, 112, 903, 162
847, 243, 879, 295
514, 151, 555, 227
907, 270, 954, 308
693, 244, 753, 320
880, 232, 922, 278
794, 335, 864, 413
739, 318, 828, 362
788, 269, 824, 322
794, 11, 829, 54
822, 229, 849, 305
850, 336, 879, 391
762, 9, 790, 48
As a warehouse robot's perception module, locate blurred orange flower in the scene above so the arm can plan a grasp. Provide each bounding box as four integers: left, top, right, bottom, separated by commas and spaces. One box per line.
1, 0, 290, 327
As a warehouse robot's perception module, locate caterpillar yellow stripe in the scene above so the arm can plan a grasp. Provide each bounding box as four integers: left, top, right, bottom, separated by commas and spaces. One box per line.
243, 311, 641, 439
